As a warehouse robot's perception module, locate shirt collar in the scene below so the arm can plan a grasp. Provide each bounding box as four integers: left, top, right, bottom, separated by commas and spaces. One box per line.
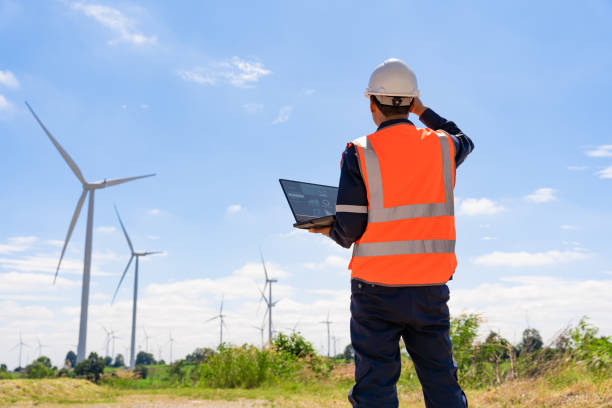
377, 118, 414, 131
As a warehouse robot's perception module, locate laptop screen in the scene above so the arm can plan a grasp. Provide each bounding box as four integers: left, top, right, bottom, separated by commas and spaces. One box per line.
280, 179, 338, 222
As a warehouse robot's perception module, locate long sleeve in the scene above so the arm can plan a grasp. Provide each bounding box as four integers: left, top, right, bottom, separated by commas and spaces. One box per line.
329, 145, 368, 248
419, 108, 474, 168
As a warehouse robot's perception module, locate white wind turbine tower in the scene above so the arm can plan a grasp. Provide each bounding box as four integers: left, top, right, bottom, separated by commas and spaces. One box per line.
110, 330, 120, 359
258, 250, 278, 343
112, 206, 162, 369
101, 326, 111, 357
206, 295, 227, 347
320, 312, 333, 357
25, 102, 155, 364
251, 316, 266, 350
143, 329, 152, 353
36, 337, 50, 358
10, 332, 29, 369
167, 332, 175, 364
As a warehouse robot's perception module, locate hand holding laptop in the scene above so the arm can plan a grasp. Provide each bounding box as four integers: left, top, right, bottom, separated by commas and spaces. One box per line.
308, 226, 331, 236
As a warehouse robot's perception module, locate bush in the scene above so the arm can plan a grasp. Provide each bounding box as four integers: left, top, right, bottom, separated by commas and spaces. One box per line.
74, 352, 106, 382
568, 317, 612, 375
25, 356, 56, 379
273, 332, 315, 358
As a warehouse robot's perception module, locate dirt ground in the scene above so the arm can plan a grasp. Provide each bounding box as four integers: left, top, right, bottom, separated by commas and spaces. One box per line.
8, 395, 272, 408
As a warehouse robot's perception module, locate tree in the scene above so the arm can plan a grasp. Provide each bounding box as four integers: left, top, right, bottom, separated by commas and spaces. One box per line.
26, 356, 56, 379
480, 331, 511, 384
520, 328, 543, 354
0, 364, 7, 372
65, 350, 77, 368
273, 332, 315, 358
113, 353, 125, 368
135, 351, 156, 366
185, 348, 215, 365
104, 356, 112, 367
74, 352, 105, 382
343, 344, 355, 362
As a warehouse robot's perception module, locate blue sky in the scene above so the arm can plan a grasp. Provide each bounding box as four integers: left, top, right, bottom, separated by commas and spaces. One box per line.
1, 0, 612, 368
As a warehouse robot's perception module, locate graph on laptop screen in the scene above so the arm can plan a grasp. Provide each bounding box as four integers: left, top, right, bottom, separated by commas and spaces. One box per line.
281, 180, 338, 222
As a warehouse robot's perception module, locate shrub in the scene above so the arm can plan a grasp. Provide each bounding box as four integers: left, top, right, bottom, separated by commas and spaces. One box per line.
74, 352, 106, 382
273, 332, 315, 358
25, 356, 56, 379
568, 317, 612, 375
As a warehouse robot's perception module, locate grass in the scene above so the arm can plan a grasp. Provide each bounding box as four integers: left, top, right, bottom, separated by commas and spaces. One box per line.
1, 364, 611, 407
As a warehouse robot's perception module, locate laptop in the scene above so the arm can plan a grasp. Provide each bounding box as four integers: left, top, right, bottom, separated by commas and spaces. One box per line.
279, 179, 338, 229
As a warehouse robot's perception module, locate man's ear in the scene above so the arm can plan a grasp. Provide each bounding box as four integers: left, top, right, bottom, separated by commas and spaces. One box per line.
370, 98, 376, 114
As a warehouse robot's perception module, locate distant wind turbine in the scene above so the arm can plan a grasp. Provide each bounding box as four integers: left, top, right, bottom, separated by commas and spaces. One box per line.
25, 102, 155, 364
206, 295, 227, 347
143, 328, 152, 353
111, 205, 161, 369
167, 332, 175, 364
10, 332, 29, 369
258, 250, 278, 343
320, 312, 333, 357
36, 337, 50, 358
251, 315, 266, 349
101, 326, 111, 357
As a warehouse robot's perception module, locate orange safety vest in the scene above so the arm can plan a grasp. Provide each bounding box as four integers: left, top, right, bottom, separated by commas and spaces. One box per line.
347, 123, 457, 286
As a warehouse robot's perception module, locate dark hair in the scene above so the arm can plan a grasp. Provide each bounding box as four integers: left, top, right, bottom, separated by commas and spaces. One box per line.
370, 95, 411, 117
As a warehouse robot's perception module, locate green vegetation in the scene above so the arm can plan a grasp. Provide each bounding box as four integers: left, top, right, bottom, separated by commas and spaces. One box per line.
1, 317, 610, 407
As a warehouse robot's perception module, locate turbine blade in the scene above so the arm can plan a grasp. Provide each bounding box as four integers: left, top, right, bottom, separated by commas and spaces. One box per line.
143, 251, 163, 256
220, 295, 224, 313
102, 174, 155, 188
114, 206, 134, 253
25, 102, 87, 185
111, 255, 134, 303
54, 189, 87, 284
9, 344, 18, 351
205, 316, 219, 323
259, 248, 269, 281
258, 287, 269, 305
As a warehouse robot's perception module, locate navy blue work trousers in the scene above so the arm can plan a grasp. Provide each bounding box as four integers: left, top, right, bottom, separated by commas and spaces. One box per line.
348, 279, 467, 408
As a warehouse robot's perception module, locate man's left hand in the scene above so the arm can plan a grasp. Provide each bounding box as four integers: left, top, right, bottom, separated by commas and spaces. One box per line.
309, 226, 331, 237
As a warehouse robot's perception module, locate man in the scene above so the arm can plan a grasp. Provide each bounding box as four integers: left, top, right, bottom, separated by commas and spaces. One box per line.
309, 58, 473, 407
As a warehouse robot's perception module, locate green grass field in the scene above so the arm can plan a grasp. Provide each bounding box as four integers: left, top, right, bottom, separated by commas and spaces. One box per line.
2, 363, 611, 408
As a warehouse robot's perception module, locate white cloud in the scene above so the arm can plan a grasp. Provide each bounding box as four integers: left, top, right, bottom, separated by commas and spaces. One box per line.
178, 57, 271, 88
242, 103, 263, 115
586, 145, 612, 158
568, 165, 587, 171
140, 104, 149, 109
450, 276, 612, 343
304, 255, 349, 270
480, 236, 497, 241
146, 235, 160, 240
272, 106, 293, 125
71, 2, 157, 46
0, 236, 38, 254
226, 204, 242, 214
0, 272, 79, 292
96, 226, 116, 233
457, 198, 505, 216
147, 209, 160, 215
301, 89, 316, 96
0, 70, 19, 88
524, 188, 557, 203
560, 225, 577, 230
0, 94, 12, 112
596, 165, 612, 179
474, 249, 589, 267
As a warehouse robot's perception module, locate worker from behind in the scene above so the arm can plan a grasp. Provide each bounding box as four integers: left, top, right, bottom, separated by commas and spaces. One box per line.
309, 58, 474, 407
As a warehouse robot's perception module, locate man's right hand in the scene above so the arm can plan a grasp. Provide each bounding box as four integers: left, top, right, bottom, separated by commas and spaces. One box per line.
410, 97, 427, 117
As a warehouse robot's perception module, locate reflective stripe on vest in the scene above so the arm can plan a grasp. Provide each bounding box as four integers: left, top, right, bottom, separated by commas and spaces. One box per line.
350, 125, 457, 285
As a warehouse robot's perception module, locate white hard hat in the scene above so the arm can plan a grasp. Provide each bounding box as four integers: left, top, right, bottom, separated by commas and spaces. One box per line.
365, 58, 419, 106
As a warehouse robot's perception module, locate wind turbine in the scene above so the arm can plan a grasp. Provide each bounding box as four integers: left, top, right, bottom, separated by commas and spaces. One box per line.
101, 326, 111, 357
143, 328, 152, 353
320, 312, 333, 357
206, 295, 227, 347
111, 330, 120, 359
111, 206, 161, 369
10, 332, 29, 369
251, 315, 266, 349
167, 332, 175, 364
259, 250, 278, 343
36, 337, 50, 358
25, 102, 155, 364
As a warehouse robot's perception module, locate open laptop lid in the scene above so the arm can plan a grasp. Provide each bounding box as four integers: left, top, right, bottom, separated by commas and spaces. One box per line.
279, 179, 338, 223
